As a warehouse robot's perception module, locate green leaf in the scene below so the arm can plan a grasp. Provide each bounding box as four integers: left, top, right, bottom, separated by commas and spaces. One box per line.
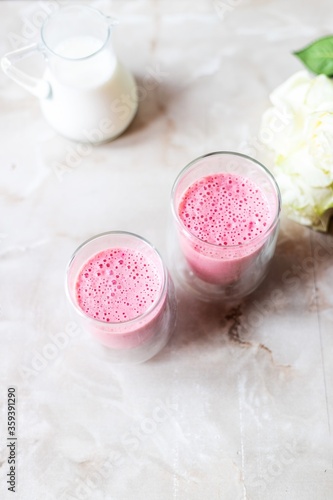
294, 36, 333, 76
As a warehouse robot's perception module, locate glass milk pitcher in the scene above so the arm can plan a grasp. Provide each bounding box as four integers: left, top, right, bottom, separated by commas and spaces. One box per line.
1, 5, 138, 143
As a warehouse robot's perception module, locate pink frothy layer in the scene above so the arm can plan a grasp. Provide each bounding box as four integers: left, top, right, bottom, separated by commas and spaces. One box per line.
178, 173, 273, 246
177, 172, 276, 285
76, 248, 162, 323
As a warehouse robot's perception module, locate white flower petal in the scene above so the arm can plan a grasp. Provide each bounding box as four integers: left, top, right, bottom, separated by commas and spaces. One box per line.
304, 74, 333, 112
260, 71, 333, 230
270, 71, 312, 113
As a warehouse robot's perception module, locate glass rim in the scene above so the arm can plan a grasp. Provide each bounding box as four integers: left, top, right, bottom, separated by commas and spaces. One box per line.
171, 151, 281, 249
65, 231, 168, 327
41, 5, 112, 61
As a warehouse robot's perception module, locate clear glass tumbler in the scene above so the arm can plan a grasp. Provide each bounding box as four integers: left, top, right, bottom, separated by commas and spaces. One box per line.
66, 232, 177, 364
170, 151, 281, 301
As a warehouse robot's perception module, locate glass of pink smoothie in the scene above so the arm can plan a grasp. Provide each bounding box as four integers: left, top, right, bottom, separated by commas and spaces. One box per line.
171, 152, 281, 300
66, 232, 177, 363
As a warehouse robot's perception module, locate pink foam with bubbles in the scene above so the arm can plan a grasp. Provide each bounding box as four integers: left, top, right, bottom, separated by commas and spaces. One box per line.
177, 173, 275, 285
76, 248, 162, 323
179, 173, 272, 246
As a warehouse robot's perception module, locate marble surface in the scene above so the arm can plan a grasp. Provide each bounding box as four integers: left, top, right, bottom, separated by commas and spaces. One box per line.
1, 0, 333, 499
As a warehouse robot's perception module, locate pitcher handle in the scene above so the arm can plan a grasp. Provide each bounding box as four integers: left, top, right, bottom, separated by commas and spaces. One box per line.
1, 43, 51, 99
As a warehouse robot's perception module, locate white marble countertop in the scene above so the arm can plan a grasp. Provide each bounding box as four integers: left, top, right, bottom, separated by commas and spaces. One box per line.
1, 1, 333, 499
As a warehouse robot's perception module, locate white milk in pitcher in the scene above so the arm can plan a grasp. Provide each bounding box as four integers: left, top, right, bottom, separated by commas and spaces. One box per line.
40, 35, 138, 143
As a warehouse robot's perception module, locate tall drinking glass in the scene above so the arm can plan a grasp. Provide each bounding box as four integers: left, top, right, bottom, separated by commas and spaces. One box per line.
66, 232, 177, 364
171, 152, 281, 301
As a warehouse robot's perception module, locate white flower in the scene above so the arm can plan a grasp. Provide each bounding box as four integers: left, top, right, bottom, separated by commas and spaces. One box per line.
260, 70, 333, 231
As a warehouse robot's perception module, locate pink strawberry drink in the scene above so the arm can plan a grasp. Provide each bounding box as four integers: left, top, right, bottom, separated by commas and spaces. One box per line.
172, 152, 281, 292
76, 248, 161, 324
66, 232, 175, 359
